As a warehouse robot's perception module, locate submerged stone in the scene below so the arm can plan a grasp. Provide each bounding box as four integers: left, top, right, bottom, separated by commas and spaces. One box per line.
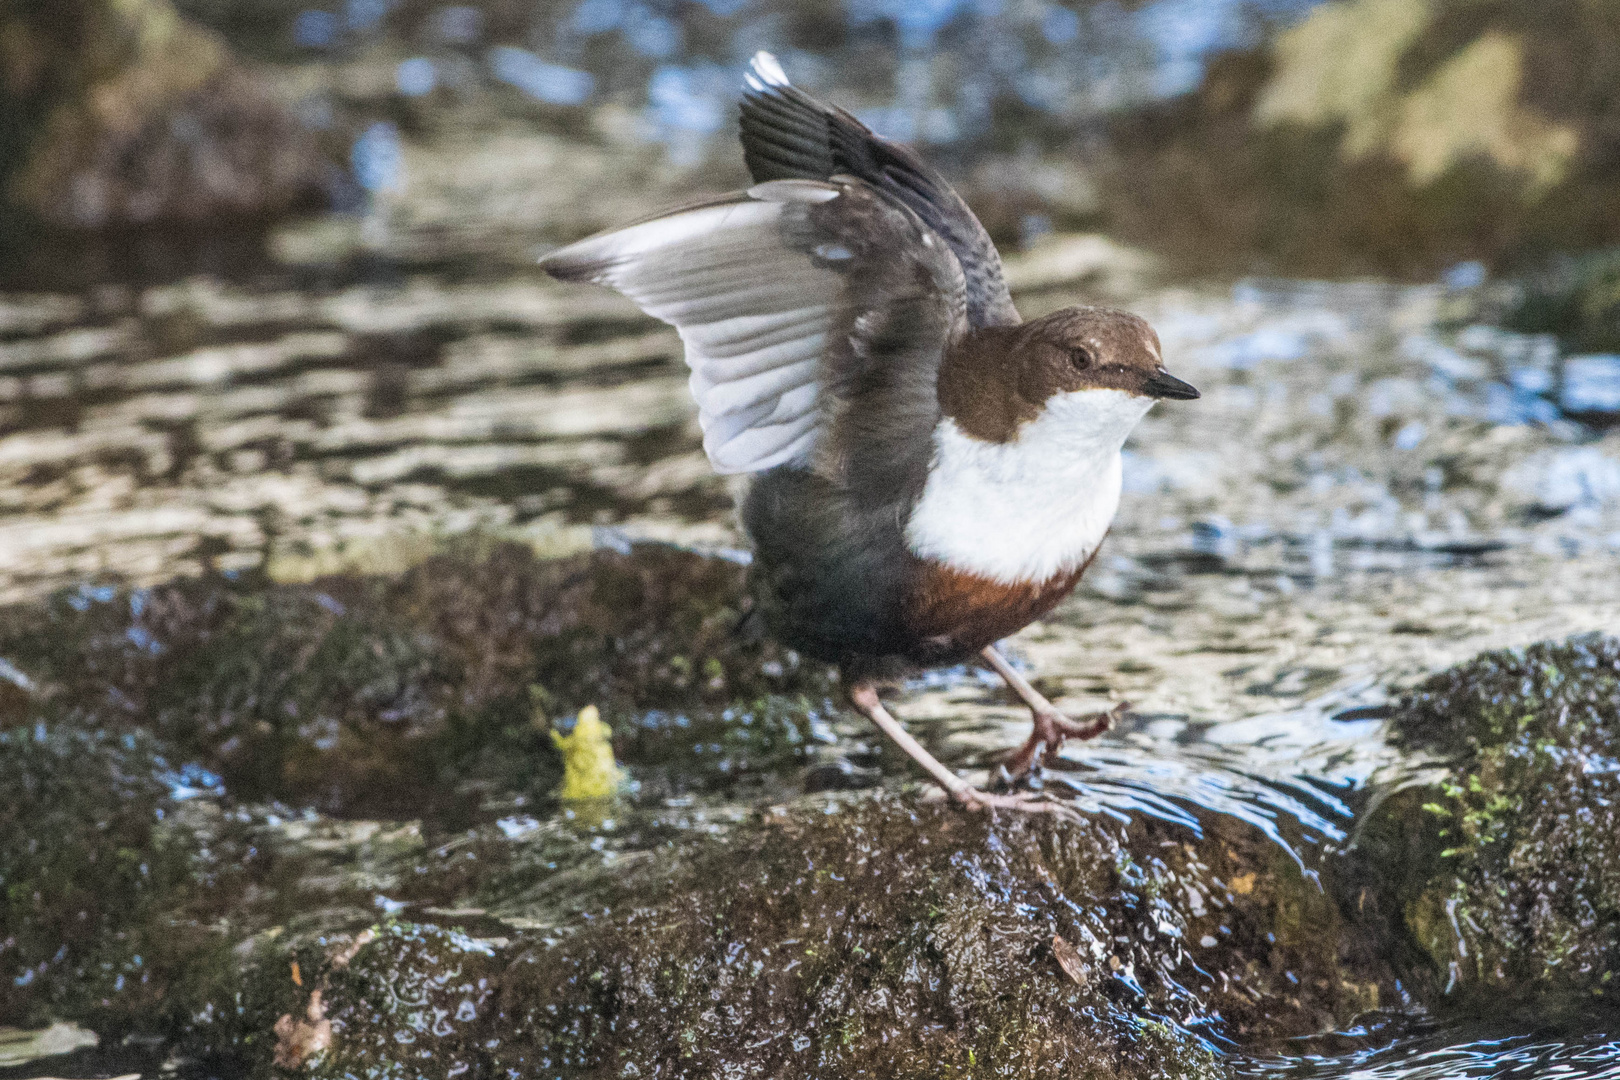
1355, 634, 1620, 1015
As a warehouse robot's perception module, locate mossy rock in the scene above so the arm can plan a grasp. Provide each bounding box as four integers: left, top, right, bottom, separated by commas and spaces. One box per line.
294, 922, 507, 1079
0, 545, 1435, 1075
288, 796, 1398, 1079
0, 723, 305, 1056
0, 543, 835, 818
1355, 634, 1620, 1014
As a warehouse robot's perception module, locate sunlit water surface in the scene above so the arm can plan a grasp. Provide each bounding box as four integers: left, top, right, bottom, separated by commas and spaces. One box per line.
4, 228, 1620, 1079
5, 4, 1620, 1070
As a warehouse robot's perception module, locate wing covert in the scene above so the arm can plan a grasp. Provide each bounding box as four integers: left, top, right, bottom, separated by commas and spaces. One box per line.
540, 178, 966, 478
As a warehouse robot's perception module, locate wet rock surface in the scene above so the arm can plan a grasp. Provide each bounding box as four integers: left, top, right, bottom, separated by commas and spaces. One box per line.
0, 543, 832, 818
1353, 634, 1620, 1019
0, 543, 840, 1074
486, 799, 1404, 1077
0, 533, 1614, 1078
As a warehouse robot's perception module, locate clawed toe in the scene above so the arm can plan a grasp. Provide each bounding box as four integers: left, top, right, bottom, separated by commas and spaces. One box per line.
952, 785, 1053, 813
999, 701, 1132, 789
1045, 700, 1131, 740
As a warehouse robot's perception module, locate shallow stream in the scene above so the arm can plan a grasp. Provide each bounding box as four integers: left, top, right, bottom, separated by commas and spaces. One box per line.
4, 4, 1620, 1074
2, 213, 1618, 1076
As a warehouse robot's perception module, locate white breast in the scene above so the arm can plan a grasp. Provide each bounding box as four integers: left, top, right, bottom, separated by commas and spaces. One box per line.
904, 388, 1154, 584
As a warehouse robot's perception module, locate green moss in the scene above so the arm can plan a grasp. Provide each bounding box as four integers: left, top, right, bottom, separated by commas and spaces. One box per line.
0, 724, 176, 1028
0, 723, 305, 1059
0, 545, 1442, 1076
291, 796, 1404, 1079
297, 798, 1237, 1080
1358, 634, 1620, 1013
0, 542, 842, 1070
0, 543, 836, 819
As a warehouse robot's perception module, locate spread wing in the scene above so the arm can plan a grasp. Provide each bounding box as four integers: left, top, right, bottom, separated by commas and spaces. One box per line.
739, 51, 1019, 330
539, 178, 966, 477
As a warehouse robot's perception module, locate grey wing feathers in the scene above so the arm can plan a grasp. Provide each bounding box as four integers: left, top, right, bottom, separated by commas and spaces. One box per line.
540, 178, 965, 478
740, 51, 1019, 330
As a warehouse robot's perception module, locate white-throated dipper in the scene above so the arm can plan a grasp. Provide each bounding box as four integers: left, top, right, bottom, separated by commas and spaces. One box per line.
541, 52, 1199, 810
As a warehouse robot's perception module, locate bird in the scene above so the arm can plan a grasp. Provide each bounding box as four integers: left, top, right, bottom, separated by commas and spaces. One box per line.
540, 52, 1199, 810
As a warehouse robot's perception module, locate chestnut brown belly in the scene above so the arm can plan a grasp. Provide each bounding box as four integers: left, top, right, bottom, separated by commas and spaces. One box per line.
898, 551, 1097, 665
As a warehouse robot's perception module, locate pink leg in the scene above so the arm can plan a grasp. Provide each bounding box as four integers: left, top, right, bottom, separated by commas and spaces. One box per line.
847, 682, 1054, 813
980, 645, 1127, 780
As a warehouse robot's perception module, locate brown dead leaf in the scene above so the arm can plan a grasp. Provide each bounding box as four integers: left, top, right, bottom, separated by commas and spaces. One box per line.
273, 989, 332, 1069
329, 926, 377, 969
1052, 934, 1089, 987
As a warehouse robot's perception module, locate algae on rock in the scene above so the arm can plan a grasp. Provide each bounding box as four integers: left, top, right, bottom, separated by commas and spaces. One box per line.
0, 542, 834, 819
294, 796, 1401, 1079
6, 538, 1614, 1077
0, 722, 307, 1058
1357, 634, 1620, 1014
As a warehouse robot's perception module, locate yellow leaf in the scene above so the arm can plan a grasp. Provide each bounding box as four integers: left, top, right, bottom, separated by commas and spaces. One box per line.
550, 705, 623, 800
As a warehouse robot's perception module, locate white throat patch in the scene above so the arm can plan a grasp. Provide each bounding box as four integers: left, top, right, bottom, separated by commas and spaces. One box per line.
905, 388, 1154, 584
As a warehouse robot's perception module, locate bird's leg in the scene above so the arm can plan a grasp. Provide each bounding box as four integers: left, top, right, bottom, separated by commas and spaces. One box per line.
847, 682, 1050, 812
979, 645, 1127, 783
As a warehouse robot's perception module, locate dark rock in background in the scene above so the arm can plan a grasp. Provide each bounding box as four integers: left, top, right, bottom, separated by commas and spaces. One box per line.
1102, 0, 1620, 278
0, 0, 326, 228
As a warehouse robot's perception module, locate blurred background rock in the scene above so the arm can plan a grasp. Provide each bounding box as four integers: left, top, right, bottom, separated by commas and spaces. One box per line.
0, 0, 327, 230
6, 0, 1620, 281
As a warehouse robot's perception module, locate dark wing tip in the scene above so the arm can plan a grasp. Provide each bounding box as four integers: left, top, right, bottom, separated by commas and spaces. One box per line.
538, 248, 608, 283
739, 53, 843, 184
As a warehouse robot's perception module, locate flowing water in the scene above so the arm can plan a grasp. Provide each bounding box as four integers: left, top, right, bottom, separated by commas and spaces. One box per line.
5, 2, 1620, 1075
4, 219, 1618, 1078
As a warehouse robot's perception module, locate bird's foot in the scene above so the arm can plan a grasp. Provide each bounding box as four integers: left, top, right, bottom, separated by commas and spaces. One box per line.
997, 701, 1131, 789
951, 784, 1056, 813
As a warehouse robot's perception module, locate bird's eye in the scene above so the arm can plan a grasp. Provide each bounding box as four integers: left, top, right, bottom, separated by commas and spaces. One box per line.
1069, 347, 1093, 370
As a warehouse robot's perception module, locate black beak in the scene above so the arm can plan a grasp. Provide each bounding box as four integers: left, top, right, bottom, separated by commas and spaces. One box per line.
1143, 369, 1199, 400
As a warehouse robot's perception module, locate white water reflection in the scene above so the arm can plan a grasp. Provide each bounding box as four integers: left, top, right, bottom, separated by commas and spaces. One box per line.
1247, 1027, 1620, 1079
1047, 702, 1388, 851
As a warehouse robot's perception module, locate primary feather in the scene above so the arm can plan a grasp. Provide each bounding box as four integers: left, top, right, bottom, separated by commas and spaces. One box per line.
739, 51, 1019, 330
541, 184, 838, 473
